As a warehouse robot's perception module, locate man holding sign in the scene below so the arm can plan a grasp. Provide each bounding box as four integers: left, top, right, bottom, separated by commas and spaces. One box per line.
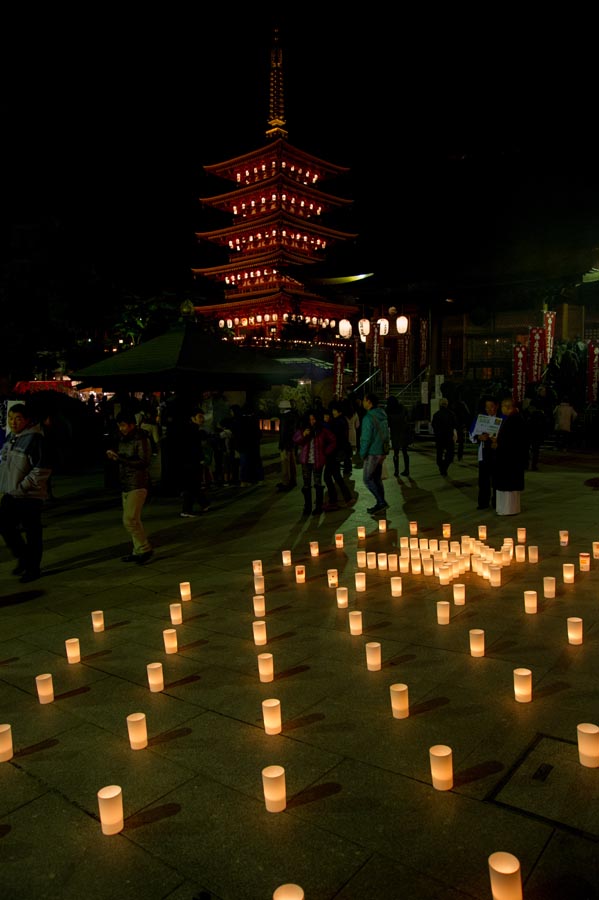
470, 397, 503, 510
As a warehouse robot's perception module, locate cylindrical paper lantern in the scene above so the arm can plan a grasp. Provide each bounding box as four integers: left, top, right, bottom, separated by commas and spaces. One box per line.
349, 611, 362, 635
327, 568, 338, 588
442, 523, 451, 538
355, 572, 366, 592
400, 536, 409, 549
163, 628, 178, 654
409, 521, 418, 535
489, 565, 502, 587
252, 559, 263, 575
273, 885, 304, 900
262, 698, 282, 735
411, 555, 422, 575
365, 641, 381, 671
262, 765, 286, 812
65, 638, 81, 664
336, 586, 348, 608
423, 557, 434, 576
429, 744, 453, 790
563, 563, 575, 584
309, 541, 319, 557
439, 565, 451, 586
514, 545, 525, 563
377, 552, 388, 570
567, 616, 583, 645
513, 667, 532, 702
378, 518, 387, 533
281, 550, 292, 566
579, 552, 590, 572
97, 784, 124, 835
437, 601, 450, 625
453, 584, 465, 605
593, 541, 599, 560
366, 552, 377, 569
524, 590, 537, 614
253, 594, 266, 617
179, 581, 191, 602
258, 653, 274, 683
0, 723, 14, 762
389, 683, 409, 719
559, 530, 569, 546
147, 662, 164, 692
528, 546, 539, 563
335, 533, 344, 549
357, 526, 366, 540
126, 712, 148, 750
390, 576, 402, 597
488, 851, 522, 900
253, 620, 267, 646
577, 723, 599, 767
399, 555, 410, 574
295, 565, 305, 584
35, 673, 54, 704
170, 603, 182, 625
91, 610, 104, 632
254, 574, 265, 594
517, 527, 526, 543
478, 525, 487, 540
469, 629, 485, 657
543, 576, 556, 599
356, 550, 366, 568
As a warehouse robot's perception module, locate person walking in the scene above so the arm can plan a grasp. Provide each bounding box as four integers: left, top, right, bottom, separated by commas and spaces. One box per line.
276, 399, 299, 493
492, 396, 528, 515
106, 410, 153, 564
386, 395, 411, 477
359, 392, 390, 515
553, 396, 577, 451
431, 398, 458, 477
322, 402, 354, 510
293, 409, 336, 516
0, 403, 51, 583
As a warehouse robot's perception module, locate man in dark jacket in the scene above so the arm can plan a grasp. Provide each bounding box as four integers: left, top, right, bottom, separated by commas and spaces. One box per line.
106, 410, 153, 564
0, 403, 51, 583
276, 399, 299, 492
431, 398, 458, 477
360, 393, 390, 515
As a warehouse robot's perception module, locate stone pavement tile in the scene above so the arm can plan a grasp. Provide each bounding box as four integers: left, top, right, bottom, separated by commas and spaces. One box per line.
1, 790, 185, 900
333, 853, 472, 900
524, 829, 599, 900
0, 643, 110, 697
0, 756, 50, 817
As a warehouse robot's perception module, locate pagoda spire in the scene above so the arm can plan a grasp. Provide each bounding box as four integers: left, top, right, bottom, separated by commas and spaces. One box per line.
265, 27, 288, 141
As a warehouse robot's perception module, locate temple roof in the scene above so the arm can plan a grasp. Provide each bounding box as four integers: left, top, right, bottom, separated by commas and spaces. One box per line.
194, 291, 357, 319
203, 138, 350, 184
199, 172, 352, 216
192, 248, 328, 278
195, 210, 357, 245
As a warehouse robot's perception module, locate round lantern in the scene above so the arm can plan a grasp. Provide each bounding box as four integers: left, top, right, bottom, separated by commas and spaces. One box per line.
396, 315, 409, 334
339, 319, 352, 338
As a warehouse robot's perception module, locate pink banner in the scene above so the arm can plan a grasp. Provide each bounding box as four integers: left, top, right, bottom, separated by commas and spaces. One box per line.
333, 351, 345, 399
513, 343, 527, 405
587, 340, 599, 403
419, 317, 428, 368
543, 311, 556, 364
528, 327, 546, 383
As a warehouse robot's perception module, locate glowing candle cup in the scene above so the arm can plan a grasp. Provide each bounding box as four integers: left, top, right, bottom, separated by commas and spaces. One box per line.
355, 572, 366, 592
253, 620, 267, 645
563, 563, 575, 584
543, 576, 556, 599
579, 552, 590, 572
253, 594, 266, 617
262, 764, 286, 812
262, 698, 282, 735
65, 638, 81, 664
528, 546, 539, 563
281, 550, 292, 566
349, 611, 363, 635
453, 583, 465, 605
254, 574, 265, 594
327, 568, 338, 588
170, 603, 182, 625
309, 541, 319, 557
252, 559, 263, 575
295, 565, 305, 584
0, 723, 14, 762
488, 852, 522, 900
513, 667, 532, 703
559, 530, 569, 546
163, 628, 178, 654
524, 590, 537, 614
258, 653, 274, 683
437, 601, 450, 625
469, 629, 485, 657
273, 885, 304, 900
390, 576, 402, 597
126, 712, 148, 750
567, 616, 583, 645
336, 586, 349, 608
147, 662, 164, 692
517, 527, 526, 543
577, 723, 599, 767
429, 744, 453, 791
97, 785, 124, 835
179, 581, 191, 602
478, 525, 487, 540
365, 641, 381, 671
390, 683, 409, 719
36, 673, 54, 704
91, 610, 104, 632
335, 533, 344, 549
357, 526, 366, 540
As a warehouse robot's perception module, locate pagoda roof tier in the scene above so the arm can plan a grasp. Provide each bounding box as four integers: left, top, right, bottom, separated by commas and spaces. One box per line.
195, 210, 357, 248
194, 291, 357, 321
199, 172, 352, 218
192, 248, 326, 280
203, 138, 349, 186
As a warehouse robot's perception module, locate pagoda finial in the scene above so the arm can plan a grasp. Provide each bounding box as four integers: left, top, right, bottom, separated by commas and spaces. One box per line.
265, 26, 288, 141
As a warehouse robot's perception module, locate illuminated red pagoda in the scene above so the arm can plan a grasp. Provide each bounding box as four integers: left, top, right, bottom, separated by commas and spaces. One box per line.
191, 28, 359, 344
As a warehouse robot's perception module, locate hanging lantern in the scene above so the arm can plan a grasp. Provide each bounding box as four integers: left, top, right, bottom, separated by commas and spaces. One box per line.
396, 315, 409, 334
377, 317, 389, 336
358, 318, 371, 342
339, 319, 352, 338
218, 319, 225, 329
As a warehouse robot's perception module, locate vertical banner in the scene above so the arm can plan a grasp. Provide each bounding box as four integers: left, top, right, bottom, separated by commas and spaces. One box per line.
352, 338, 360, 384
543, 310, 556, 364
419, 317, 428, 368
372, 324, 380, 368
513, 343, 527, 405
528, 327, 546, 383
382, 347, 390, 399
587, 340, 599, 403
333, 350, 345, 399
396, 336, 411, 383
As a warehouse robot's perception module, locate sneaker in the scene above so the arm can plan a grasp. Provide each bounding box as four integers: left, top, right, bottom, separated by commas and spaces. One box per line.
180, 512, 198, 518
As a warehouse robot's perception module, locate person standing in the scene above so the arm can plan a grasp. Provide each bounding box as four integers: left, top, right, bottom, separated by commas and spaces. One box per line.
386, 395, 411, 477
359, 393, 390, 515
293, 409, 336, 516
0, 403, 51, 583
276, 399, 299, 493
553, 396, 577, 451
469, 396, 502, 509
106, 410, 153, 564
322, 402, 354, 510
178, 408, 212, 517
492, 396, 528, 515
431, 398, 458, 477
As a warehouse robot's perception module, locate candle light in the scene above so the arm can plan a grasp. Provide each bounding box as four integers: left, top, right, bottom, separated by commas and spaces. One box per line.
399, 555, 410, 574
0, 723, 14, 762
262, 698, 282, 735
409, 521, 418, 535
281, 549, 292, 566
442, 523, 451, 538
429, 744, 453, 791
543, 576, 556, 599
567, 616, 583, 645
559, 529, 569, 546
528, 545, 539, 563
126, 712, 148, 750
252, 559, 263, 575
389, 683, 409, 718
147, 662, 164, 692
91, 610, 104, 632
378, 518, 387, 533
309, 541, 319, 557
400, 536, 409, 549
258, 653, 274, 683
438, 564, 451, 586
478, 525, 487, 540
355, 572, 366, 592
163, 628, 178, 654
422, 556, 434, 576
513, 667, 532, 703
327, 568, 338, 588
254, 574, 265, 594
469, 629, 485, 657
170, 603, 183, 625
514, 545, 526, 563
390, 576, 402, 597
65, 638, 81, 664
295, 565, 305, 584
253, 620, 268, 645
335, 533, 344, 549
429, 538, 439, 552
517, 527, 526, 543
356, 550, 367, 568
524, 590, 537, 614
35, 673, 54, 704
577, 723, 599, 767
593, 541, 599, 560
262, 765, 286, 812
439, 539, 449, 553
563, 563, 575, 584
488, 851, 522, 900
489, 565, 502, 587
419, 538, 429, 550
365, 641, 382, 671
253, 594, 266, 617
366, 552, 377, 569
357, 526, 366, 540
377, 552, 388, 570
437, 601, 450, 625
453, 583, 465, 605
411, 555, 422, 575
336, 586, 349, 608
579, 552, 590, 572
349, 611, 363, 635
179, 581, 191, 602
97, 785, 124, 835
273, 884, 304, 900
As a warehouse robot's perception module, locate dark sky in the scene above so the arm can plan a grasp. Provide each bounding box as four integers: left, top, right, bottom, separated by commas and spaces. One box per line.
5, 12, 598, 299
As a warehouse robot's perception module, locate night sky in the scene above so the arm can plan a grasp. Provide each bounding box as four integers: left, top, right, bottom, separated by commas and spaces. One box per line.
5, 12, 598, 302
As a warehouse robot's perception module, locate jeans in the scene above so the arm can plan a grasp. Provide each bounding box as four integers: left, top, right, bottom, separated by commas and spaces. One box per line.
122, 489, 151, 554
362, 454, 386, 506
